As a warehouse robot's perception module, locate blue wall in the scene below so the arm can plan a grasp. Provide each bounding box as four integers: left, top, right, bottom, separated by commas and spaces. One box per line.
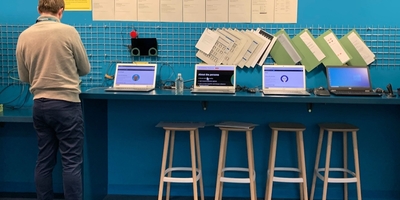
1, 0, 400, 199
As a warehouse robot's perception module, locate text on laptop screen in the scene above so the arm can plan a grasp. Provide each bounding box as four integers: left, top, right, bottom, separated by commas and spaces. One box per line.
263, 67, 305, 89
327, 67, 370, 88
195, 66, 235, 86
115, 65, 155, 86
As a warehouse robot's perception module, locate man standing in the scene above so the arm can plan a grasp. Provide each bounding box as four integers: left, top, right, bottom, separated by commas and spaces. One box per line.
16, 0, 90, 199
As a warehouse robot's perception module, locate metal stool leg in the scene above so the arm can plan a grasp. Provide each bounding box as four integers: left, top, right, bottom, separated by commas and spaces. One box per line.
296, 131, 304, 200
190, 130, 198, 200
265, 129, 278, 200
158, 130, 171, 200
297, 130, 308, 200
352, 131, 362, 200
343, 131, 348, 200
195, 129, 204, 200
246, 130, 257, 200
310, 128, 324, 200
215, 130, 228, 200
322, 131, 333, 200
166, 131, 175, 200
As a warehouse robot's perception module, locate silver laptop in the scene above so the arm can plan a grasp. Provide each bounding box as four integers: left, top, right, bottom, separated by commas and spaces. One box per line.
262, 65, 310, 96
105, 63, 157, 92
191, 64, 236, 94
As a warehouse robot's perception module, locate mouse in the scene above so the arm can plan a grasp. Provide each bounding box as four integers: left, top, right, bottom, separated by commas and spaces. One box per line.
318, 86, 325, 90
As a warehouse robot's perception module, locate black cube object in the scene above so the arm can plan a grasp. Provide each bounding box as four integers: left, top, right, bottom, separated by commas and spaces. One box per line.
130, 38, 158, 56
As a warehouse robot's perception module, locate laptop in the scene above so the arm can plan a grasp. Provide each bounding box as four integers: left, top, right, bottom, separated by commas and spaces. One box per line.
105, 63, 157, 92
262, 65, 310, 96
326, 66, 381, 96
191, 64, 236, 94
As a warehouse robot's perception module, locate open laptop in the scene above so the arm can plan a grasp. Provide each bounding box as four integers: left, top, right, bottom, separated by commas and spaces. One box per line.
105, 63, 157, 92
262, 65, 310, 96
191, 64, 236, 94
326, 66, 381, 96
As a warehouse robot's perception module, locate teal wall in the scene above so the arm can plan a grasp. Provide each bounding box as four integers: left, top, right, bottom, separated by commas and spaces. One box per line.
1, 0, 400, 199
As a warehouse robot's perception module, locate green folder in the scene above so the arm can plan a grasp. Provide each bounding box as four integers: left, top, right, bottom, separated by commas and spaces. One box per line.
316, 29, 352, 66
292, 29, 326, 72
270, 29, 302, 65
339, 29, 376, 66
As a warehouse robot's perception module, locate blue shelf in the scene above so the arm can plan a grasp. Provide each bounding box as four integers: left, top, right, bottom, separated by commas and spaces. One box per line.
81, 88, 400, 105
0, 108, 33, 123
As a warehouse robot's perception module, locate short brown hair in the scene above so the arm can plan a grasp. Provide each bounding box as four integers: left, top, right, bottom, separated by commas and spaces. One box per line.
38, 0, 65, 14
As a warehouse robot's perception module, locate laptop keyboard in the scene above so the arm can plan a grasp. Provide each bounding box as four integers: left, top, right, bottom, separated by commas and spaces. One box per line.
331, 91, 381, 96
191, 89, 235, 94
105, 87, 153, 92
263, 90, 310, 96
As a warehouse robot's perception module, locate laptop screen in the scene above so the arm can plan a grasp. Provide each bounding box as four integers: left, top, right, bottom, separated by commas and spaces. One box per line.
263, 65, 306, 89
194, 65, 236, 88
114, 64, 157, 87
326, 66, 371, 89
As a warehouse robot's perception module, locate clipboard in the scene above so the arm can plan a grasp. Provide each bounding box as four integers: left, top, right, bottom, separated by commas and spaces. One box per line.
339, 29, 375, 66
292, 29, 326, 72
316, 29, 352, 66
270, 29, 302, 65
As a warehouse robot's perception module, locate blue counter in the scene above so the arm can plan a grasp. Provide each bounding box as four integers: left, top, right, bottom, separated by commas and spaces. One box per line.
79, 88, 400, 200
81, 88, 400, 105
0, 108, 33, 123
1, 89, 400, 200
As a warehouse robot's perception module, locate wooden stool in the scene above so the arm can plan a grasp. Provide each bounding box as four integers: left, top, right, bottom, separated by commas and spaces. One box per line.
265, 122, 308, 200
156, 122, 205, 200
310, 123, 362, 200
214, 121, 257, 200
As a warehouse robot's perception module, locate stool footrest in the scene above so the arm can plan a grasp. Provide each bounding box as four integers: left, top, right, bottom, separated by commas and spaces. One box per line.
316, 168, 357, 183
220, 167, 256, 183
269, 167, 305, 183
163, 167, 201, 183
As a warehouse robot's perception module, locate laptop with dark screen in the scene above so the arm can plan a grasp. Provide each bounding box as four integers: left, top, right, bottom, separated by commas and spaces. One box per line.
326, 66, 381, 96
191, 64, 236, 94
105, 63, 157, 92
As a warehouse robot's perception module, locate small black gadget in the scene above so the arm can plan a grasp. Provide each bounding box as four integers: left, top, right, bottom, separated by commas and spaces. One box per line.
130, 38, 158, 56
386, 84, 396, 97
314, 87, 330, 96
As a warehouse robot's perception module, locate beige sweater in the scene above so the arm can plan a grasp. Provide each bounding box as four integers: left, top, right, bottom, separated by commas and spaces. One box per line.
16, 15, 90, 102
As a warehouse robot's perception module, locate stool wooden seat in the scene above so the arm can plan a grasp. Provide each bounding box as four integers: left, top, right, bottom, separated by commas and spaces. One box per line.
156, 122, 205, 200
214, 121, 258, 200
265, 122, 308, 200
310, 123, 362, 200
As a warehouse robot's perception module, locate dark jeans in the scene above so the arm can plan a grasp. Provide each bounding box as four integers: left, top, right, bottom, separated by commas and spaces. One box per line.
33, 98, 84, 200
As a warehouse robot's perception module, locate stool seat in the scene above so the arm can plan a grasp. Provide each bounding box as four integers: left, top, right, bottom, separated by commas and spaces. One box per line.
265, 122, 308, 200
157, 121, 205, 200
216, 121, 257, 130
318, 123, 359, 131
156, 121, 205, 129
269, 122, 306, 130
214, 121, 258, 200
310, 123, 362, 200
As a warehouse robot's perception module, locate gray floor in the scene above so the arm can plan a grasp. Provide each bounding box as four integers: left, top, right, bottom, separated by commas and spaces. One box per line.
0, 198, 263, 200
0, 198, 254, 200
0, 193, 295, 200
0, 196, 293, 200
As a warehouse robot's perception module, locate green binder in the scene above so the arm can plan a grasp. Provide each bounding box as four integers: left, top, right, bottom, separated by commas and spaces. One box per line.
339, 29, 375, 66
270, 29, 302, 65
292, 29, 326, 72
316, 29, 352, 66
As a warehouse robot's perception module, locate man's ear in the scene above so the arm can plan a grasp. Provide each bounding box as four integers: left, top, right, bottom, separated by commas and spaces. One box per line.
57, 7, 64, 19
